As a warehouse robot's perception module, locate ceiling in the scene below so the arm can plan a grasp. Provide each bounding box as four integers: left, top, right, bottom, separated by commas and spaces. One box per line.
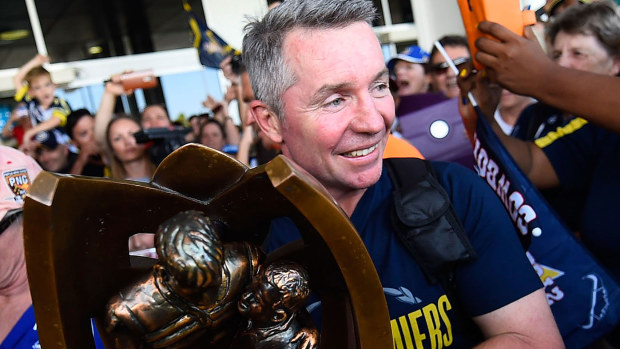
0, 0, 205, 70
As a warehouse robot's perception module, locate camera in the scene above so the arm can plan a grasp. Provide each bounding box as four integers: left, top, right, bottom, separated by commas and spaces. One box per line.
133, 127, 190, 165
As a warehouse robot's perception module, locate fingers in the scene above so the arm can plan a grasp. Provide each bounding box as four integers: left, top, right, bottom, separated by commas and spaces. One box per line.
475, 50, 499, 69
523, 25, 537, 41
475, 35, 506, 59
476, 21, 515, 42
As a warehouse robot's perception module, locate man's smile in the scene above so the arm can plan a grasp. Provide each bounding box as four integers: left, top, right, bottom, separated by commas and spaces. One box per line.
341, 143, 378, 158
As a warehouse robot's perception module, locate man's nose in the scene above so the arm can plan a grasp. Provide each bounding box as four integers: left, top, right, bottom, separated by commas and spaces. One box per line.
351, 93, 386, 133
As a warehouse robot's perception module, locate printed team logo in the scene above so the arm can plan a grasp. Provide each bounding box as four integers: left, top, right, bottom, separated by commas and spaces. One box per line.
3, 168, 31, 202
581, 274, 610, 330
384, 287, 422, 305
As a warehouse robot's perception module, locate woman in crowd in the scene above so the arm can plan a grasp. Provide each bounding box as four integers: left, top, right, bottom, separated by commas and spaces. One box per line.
64, 108, 105, 176
199, 118, 238, 155
94, 73, 156, 182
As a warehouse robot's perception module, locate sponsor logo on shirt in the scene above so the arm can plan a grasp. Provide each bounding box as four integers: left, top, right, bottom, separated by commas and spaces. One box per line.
388, 289, 453, 349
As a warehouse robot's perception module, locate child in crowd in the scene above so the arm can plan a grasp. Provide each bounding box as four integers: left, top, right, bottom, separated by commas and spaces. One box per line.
12, 54, 72, 154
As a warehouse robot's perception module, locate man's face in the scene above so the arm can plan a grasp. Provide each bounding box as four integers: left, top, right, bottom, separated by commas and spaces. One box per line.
28, 75, 56, 109
36, 146, 68, 172
141, 105, 171, 129
551, 32, 620, 76
429, 45, 471, 99
393, 61, 428, 96
275, 22, 394, 204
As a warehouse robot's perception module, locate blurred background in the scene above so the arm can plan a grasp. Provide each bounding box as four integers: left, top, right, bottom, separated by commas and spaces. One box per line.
0, 0, 548, 127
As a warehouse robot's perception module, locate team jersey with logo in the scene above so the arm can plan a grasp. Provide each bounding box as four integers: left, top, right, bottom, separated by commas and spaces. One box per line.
266, 161, 542, 348
14, 85, 71, 127
538, 119, 620, 281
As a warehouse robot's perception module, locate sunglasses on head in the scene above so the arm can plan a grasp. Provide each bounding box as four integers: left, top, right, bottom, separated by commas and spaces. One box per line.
430, 57, 471, 75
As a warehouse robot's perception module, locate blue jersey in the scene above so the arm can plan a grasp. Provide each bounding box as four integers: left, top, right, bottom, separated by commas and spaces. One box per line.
267, 161, 542, 348
1, 306, 38, 349
1, 305, 104, 349
537, 119, 620, 282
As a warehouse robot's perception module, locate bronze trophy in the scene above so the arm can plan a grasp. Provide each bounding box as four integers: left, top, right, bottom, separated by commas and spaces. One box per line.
23, 144, 391, 348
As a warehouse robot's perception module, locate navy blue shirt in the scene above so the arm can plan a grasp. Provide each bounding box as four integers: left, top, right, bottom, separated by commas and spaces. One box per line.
267, 161, 541, 348
538, 119, 620, 282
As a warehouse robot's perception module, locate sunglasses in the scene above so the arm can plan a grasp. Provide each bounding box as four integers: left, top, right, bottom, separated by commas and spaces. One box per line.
430, 57, 471, 75
0, 209, 22, 236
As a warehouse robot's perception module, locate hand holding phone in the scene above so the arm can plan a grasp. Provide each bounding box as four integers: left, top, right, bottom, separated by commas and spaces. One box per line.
457, 0, 536, 70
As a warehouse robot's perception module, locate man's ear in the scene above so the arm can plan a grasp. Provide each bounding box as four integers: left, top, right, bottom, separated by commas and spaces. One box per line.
249, 100, 283, 144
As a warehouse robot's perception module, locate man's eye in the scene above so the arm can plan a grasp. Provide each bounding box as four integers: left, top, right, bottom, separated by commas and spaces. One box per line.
372, 82, 390, 96
326, 97, 344, 108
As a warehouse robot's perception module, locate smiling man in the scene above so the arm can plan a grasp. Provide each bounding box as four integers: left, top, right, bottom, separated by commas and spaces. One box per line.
242, 0, 563, 347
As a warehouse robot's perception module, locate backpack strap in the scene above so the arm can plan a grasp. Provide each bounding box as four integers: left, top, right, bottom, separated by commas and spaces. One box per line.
384, 158, 477, 285
384, 158, 483, 343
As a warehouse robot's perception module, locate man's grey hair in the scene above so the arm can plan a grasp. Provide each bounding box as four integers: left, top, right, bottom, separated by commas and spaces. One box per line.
546, 0, 620, 59
242, 0, 377, 120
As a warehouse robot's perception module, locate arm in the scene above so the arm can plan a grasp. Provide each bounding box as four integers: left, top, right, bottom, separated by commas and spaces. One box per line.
20, 116, 61, 152
473, 289, 564, 348
13, 54, 49, 91
205, 95, 241, 146
475, 21, 620, 134
458, 67, 559, 189
95, 74, 131, 149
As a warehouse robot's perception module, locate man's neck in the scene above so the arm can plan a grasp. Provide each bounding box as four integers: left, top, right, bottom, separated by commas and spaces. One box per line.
332, 188, 366, 217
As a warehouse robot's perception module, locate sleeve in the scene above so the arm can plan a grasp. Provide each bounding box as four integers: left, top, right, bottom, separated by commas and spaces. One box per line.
51, 97, 72, 127
433, 161, 542, 317
14, 85, 29, 103
535, 119, 601, 191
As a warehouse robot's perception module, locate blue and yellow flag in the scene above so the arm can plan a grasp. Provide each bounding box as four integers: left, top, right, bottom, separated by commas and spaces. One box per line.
469, 107, 620, 348
184, 2, 241, 69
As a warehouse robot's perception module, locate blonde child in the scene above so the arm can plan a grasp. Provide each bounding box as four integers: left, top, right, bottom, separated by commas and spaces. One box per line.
13, 54, 71, 154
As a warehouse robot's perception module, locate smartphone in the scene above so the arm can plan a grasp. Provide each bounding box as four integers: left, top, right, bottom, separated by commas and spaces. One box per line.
120, 69, 158, 90
457, 0, 536, 70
